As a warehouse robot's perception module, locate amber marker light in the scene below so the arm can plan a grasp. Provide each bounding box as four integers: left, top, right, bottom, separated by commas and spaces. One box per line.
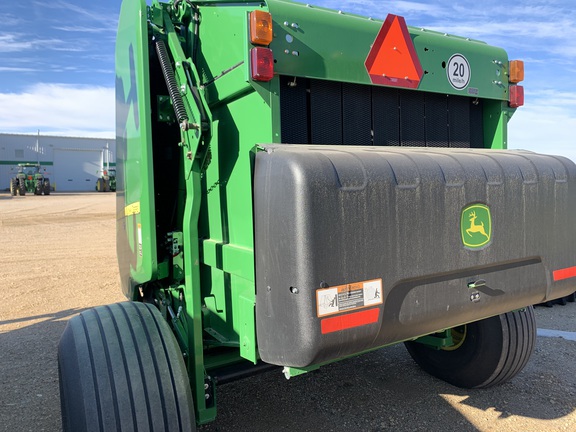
250, 10, 273, 46
509, 60, 524, 83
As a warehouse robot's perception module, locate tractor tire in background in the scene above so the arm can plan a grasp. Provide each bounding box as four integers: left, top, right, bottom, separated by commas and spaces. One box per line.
58, 301, 196, 432
43, 179, 51, 195
10, 178, 17, 196
35, 179, 43, 195
96, 178, 103, 192
404, 306, 536, 389
104, 179, 110, 192
18, 180, 26, 196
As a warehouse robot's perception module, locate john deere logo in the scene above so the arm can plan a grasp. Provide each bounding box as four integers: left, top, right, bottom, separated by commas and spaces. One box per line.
461, 204, 491, 249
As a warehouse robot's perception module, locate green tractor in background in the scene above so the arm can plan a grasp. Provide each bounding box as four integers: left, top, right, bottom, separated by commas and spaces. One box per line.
95, 168, 116, 192
10, 163, 50, 196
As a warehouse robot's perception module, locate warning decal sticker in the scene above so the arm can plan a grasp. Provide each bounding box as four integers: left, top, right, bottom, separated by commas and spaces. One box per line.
316, 279, 383, 317
124, 201, 141, 216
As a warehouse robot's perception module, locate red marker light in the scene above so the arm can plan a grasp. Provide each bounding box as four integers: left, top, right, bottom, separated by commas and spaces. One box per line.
250, 47, 274, 82
509, 85, 524, 108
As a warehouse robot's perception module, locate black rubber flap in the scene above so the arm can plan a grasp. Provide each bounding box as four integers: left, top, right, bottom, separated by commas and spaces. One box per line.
254, 145, 576, 367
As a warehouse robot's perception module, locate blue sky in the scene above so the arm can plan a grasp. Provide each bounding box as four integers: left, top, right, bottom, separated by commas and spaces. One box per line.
0, 0, 574, 161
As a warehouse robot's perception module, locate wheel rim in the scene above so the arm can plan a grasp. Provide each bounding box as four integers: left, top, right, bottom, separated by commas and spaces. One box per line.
441, 325, 467, 351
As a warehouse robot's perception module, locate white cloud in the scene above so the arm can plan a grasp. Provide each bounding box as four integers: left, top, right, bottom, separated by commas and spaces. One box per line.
53, 26, 109, 33
315, 0, 446, 18
388, 1, 447, 17
0, 67, 40, 72
425, 20, 574, 42
35, 0, 118, 32
508, 88, 576, 162
529, 89, 576, 107
509, 103, 576, 163
0, 83, 114, 138
0, 34, 60, 52
0, 13, 24, 26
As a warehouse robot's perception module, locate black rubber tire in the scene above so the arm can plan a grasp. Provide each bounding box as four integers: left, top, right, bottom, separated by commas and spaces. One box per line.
58, 301, 196, 432
43, 179, 51, 195
35, 179, 43, 195
96, 178, 103, 192
10, 178, 17, 196
104, 179, 110, 192
18, 180, 26, 196
404, 306, 536, 389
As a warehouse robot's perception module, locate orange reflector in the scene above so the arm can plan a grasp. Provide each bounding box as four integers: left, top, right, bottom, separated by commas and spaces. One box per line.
509, 60, 524, 83
250, 47, 274, 82
553, 266, 576, 282
365, 14, 423, 89
509, 85, 524, 108
250, 10, 273, 46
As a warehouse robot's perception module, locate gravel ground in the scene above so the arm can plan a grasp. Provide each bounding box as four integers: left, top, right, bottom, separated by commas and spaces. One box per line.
0, 192, 575, 431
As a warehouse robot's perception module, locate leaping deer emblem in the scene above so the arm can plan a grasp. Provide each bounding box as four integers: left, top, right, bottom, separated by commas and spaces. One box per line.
466, 211, 489, 238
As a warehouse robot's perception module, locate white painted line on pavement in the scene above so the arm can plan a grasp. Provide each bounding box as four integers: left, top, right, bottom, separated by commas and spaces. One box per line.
537, 328, 576, 342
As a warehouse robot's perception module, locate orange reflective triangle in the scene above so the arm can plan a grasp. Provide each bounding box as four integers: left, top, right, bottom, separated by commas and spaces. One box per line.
365, 14, 423, 89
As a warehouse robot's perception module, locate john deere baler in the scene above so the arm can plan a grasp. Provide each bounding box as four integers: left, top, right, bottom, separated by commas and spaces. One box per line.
57, 1, 576, 430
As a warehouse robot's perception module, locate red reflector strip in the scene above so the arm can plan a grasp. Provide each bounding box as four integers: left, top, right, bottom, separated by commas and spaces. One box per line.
553, 266, 576, 282
321, 308, 379, 334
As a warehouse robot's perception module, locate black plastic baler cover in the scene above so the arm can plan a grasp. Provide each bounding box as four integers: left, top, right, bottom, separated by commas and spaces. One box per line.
253, 145, 576, 367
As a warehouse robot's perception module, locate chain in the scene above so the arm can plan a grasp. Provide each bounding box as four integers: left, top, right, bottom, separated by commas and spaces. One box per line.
206, 179, 226, 195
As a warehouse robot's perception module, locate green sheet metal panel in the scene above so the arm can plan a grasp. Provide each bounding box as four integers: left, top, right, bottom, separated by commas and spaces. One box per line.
267, 0, 510, 101
194, 4, 277, 363
116, 0, 157, 298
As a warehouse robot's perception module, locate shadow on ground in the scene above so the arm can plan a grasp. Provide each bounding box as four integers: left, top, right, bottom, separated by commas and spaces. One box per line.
199, 341, 575, 432
0, 308, 91, 432
0, 307, 574, 432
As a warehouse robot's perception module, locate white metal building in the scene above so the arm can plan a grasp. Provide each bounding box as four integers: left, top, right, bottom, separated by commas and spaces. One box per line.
0, 133, 116, 192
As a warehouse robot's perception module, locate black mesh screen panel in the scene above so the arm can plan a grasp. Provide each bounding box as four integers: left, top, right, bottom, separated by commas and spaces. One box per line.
310, 80, 342, 144
280, 75, 309, 144
279, 76, 483, 149
372, 86, 399, 146
425, 93, 449, 147
342, 83, 372, 145
400, 91, 426, 147
448, 95, 470, 148
470, 99, 484, 148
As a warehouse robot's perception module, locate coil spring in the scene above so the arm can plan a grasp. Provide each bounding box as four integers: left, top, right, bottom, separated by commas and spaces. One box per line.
155, 39, 188, 124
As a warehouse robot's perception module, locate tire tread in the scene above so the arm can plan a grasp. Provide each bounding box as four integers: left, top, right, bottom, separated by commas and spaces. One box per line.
58, 302, 195, 432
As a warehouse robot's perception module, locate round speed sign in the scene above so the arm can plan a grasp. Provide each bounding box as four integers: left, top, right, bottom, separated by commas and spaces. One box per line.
447, 54, 470, 90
